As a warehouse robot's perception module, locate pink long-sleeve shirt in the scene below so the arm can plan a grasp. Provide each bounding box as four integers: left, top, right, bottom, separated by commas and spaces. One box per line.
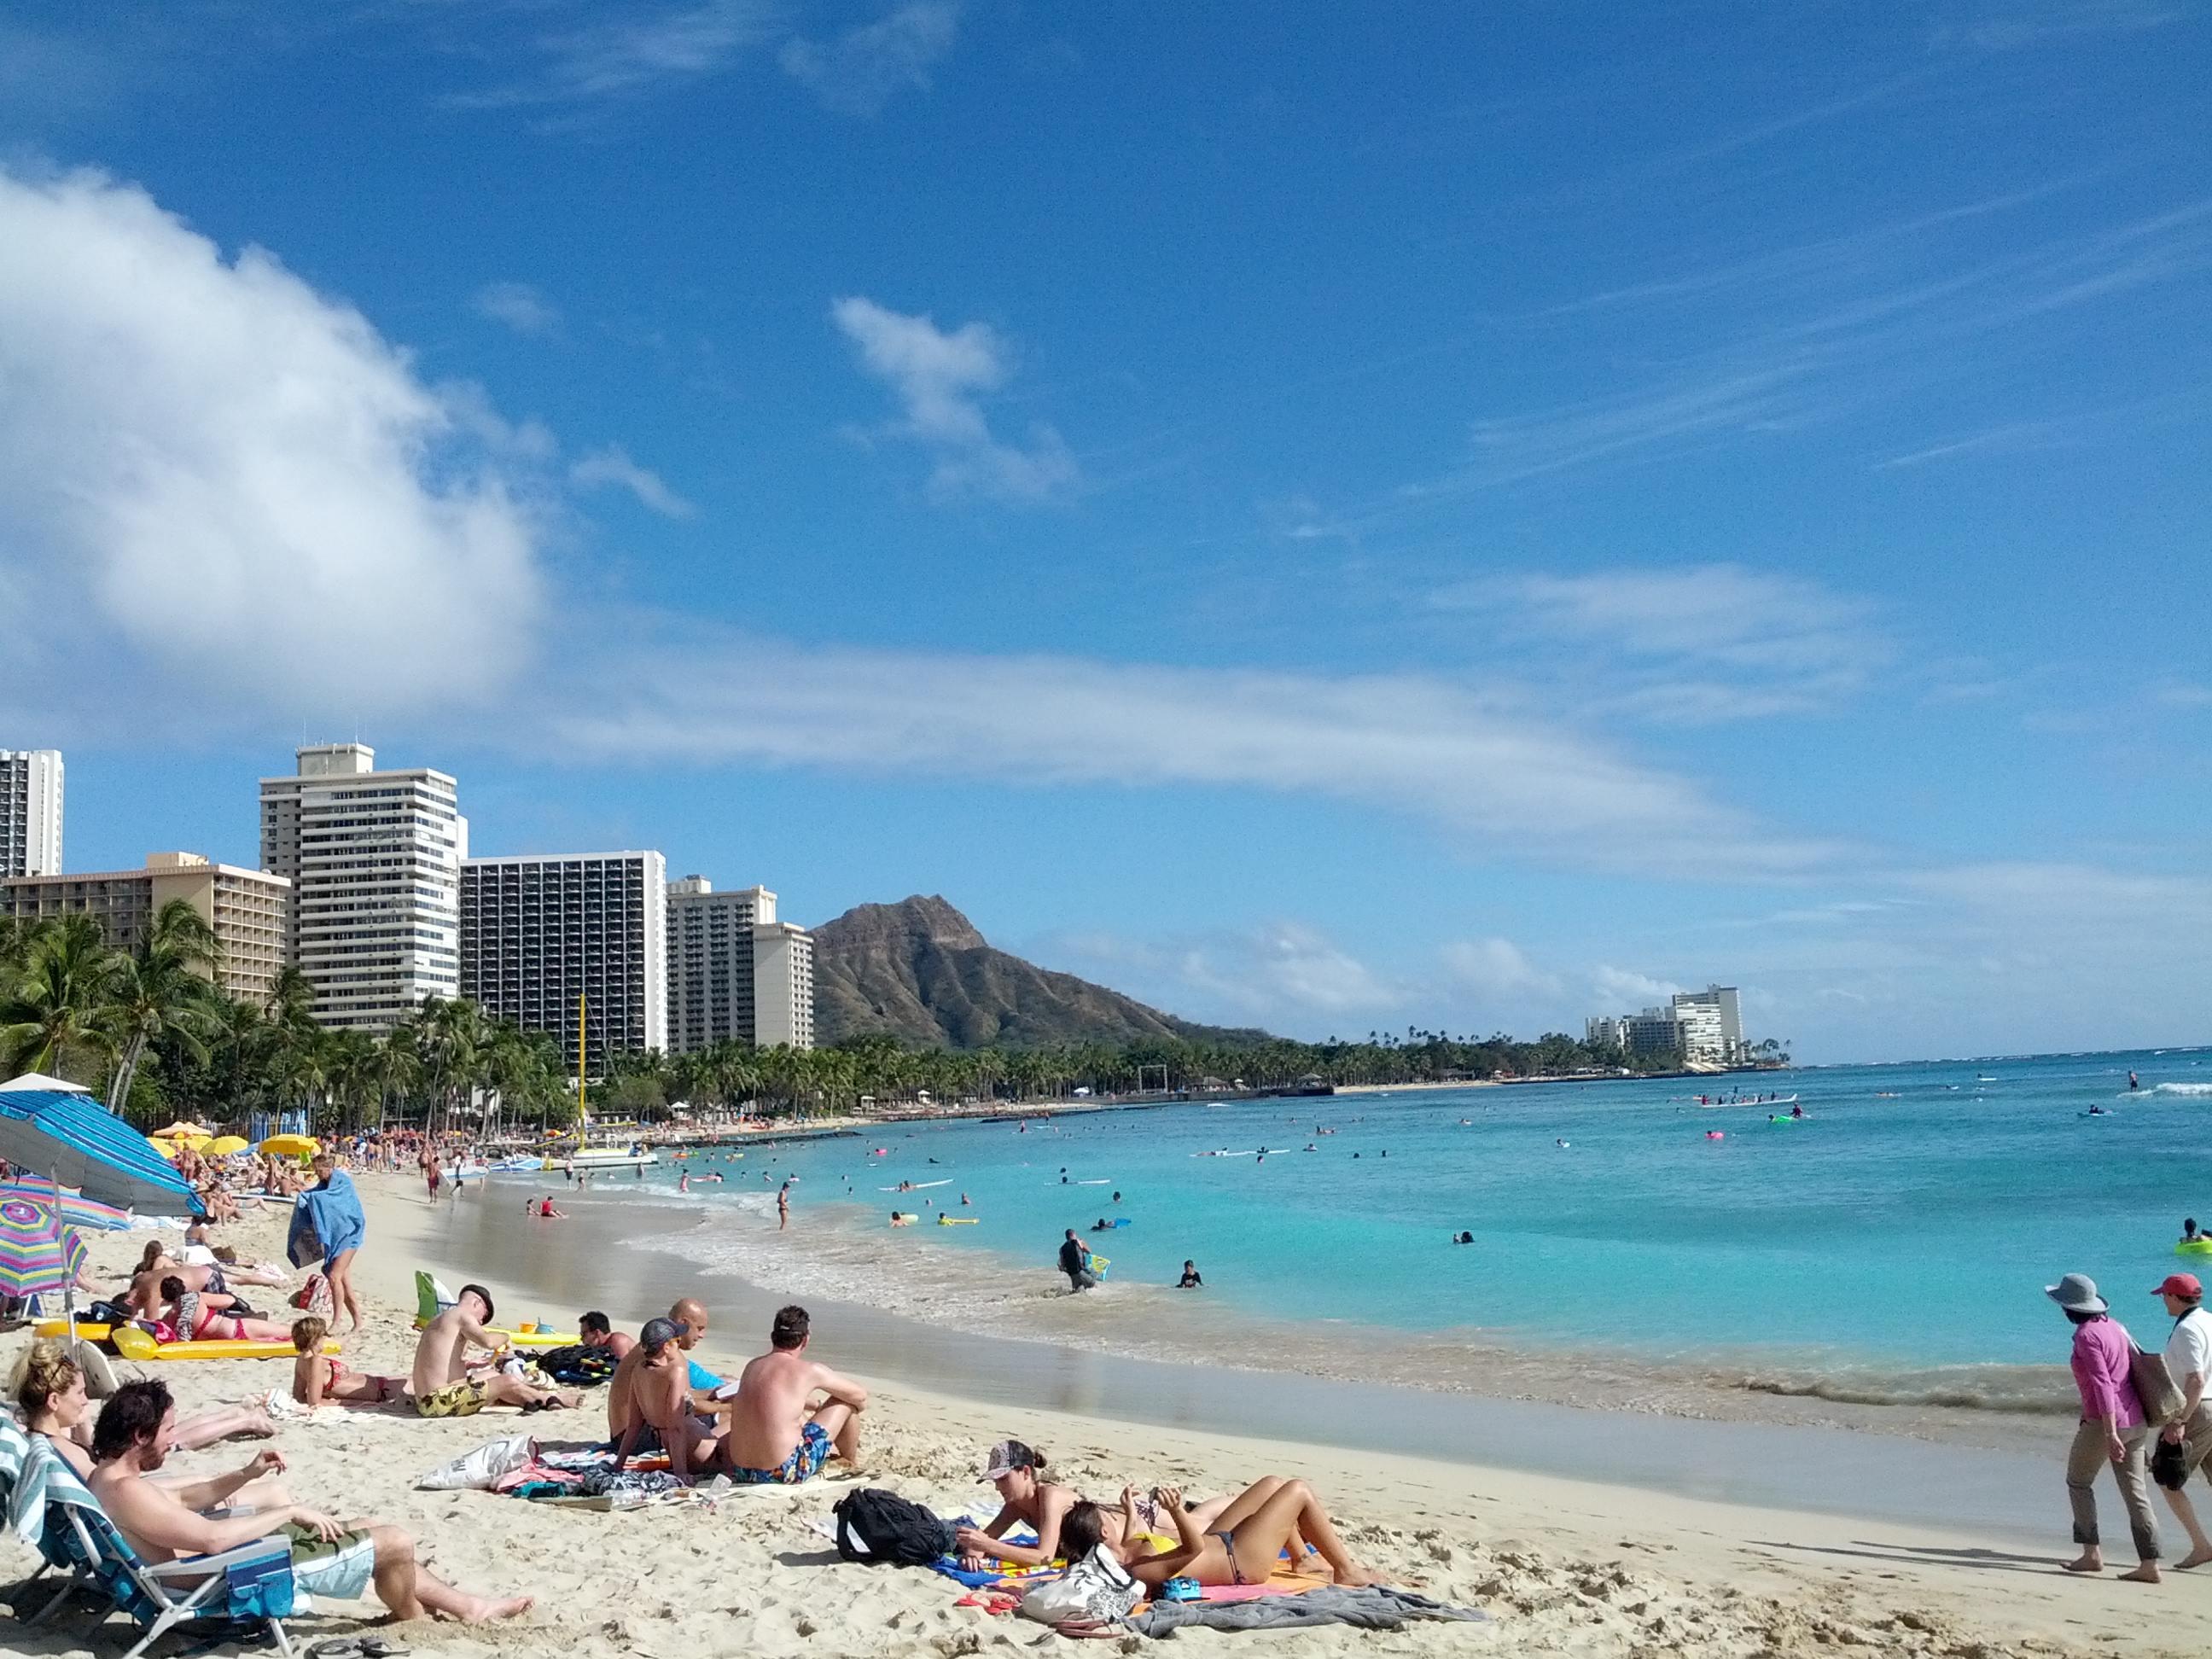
2071, 1316, 2145, 1426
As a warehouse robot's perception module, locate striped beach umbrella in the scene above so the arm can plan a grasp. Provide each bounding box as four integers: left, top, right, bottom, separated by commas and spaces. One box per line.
0, 1182, 129, 1231
0, 1083, 203, 1214
0, 1196, 74, 1301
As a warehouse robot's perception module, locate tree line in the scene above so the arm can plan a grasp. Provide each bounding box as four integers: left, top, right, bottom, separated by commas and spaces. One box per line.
3, 909, 1774, 1135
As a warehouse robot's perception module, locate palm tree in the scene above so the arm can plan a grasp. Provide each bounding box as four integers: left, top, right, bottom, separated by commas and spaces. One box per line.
102, 899, 224, 1117
0, 915, 119, 1086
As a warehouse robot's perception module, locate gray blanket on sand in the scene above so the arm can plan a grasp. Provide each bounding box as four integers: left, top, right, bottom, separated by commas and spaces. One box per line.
1127, 1586, 1486, 1635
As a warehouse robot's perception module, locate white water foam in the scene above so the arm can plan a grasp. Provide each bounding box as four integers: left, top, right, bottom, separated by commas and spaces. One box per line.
2152, 1083, 2212, 1097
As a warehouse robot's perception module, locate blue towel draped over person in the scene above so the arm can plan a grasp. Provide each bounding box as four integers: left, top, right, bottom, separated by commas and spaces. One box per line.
288, 1167, 365, 1269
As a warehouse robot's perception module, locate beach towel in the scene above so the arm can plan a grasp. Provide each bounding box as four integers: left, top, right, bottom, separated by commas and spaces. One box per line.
1126, 1586, 1485, 1635
288, 1170, 364, 1268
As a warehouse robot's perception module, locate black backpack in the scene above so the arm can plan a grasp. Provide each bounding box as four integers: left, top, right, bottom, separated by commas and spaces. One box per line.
831, 1487, 957, 1566
533, 1345, 619, 1386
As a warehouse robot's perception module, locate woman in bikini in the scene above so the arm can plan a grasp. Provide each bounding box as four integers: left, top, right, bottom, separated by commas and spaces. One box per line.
953, 1439, 1139, 1570
159, 1276, 299, 1344
289, 1316, 402, 1406
1066, 1481, 1385, 1589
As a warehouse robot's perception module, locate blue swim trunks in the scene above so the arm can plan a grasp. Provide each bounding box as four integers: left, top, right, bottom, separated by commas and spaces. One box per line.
731, 1420, 831, 1485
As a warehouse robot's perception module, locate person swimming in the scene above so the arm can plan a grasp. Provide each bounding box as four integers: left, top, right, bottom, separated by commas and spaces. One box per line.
2186, 1218, 2202, 1244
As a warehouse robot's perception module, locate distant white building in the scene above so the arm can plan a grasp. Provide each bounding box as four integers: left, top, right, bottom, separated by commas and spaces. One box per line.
0, 748, 62, 878
259, 744, 467, 1031
460, 852, 667, 1067
664, 877, 815, 1052
1672, 986, 1744, 1063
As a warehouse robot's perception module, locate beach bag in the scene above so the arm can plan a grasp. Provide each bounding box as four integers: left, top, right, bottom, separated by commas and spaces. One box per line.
416, 1433, 538, 1491
224, 1544, 297, 1620
2153, 1434, 2191, 1490
2132, 1343, 2185, 1426
831, 1488, 957, 1566
533, 1344, 618, 1386
1018, 1545, 1142, 1626
290, 1272, 329, 1314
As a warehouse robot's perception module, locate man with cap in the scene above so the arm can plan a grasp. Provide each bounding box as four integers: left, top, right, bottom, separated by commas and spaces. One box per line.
723, 1305, 867, 1483
610, 1318, 727, 1479
2152, 1272, 2212, 1567
2046, 1271, 2161, 1580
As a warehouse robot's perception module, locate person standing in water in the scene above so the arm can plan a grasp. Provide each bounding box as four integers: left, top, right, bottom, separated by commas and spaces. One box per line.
777, 1180, 792, 1231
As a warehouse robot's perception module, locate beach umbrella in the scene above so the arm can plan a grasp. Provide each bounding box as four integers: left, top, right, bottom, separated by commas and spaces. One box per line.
0, 1080, 203, 1215
0, 1196, 75, 1301
149, 1121, 213, 1141
206, 1136, 250, 1156
260, 1133, 318, 1158
148, 1138, 179, 1160
0, 1181, 129, 1231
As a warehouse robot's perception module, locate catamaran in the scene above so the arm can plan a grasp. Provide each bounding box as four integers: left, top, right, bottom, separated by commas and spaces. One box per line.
546, 994, 661, 1172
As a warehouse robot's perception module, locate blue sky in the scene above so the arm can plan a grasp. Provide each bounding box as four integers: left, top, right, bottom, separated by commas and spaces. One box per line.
1, 2, 2206, 1061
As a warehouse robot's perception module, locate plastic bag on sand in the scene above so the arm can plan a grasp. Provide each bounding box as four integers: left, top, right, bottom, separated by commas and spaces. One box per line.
1019, 1546, 1142, 1626
417, 1434, 538, 1491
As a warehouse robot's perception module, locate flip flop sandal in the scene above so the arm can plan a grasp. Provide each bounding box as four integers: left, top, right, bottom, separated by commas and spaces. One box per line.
358, 1640, 411, 1657
307, 1641, 366, 1659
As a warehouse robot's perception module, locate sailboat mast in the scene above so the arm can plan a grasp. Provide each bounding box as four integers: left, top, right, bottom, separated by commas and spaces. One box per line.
578, 992, 588, 1129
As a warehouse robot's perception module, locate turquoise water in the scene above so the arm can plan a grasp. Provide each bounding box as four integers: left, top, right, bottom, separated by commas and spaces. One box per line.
629, 1047, 2211, 1381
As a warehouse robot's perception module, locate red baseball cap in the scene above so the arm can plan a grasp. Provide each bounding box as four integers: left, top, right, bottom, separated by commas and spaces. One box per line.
2152, 1273, 2203, 1300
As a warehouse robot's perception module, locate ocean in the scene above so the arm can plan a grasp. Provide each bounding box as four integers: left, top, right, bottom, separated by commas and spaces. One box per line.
520, 1045, 2210, 1428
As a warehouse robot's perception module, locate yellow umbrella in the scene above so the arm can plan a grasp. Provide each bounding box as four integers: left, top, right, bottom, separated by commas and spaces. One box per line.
207, 1136, 250, 1155
148, 1138, 180, 1161
259, 1133, 319, 1158
150, 1121, 213, 1141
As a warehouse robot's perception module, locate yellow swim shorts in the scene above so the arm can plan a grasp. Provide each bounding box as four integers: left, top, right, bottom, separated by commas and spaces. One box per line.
414, 1377, 487, 1418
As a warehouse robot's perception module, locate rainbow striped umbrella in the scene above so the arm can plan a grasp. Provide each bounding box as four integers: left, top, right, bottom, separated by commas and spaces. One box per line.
0, 1196, 76, 1301
0, 1182, 129, 1231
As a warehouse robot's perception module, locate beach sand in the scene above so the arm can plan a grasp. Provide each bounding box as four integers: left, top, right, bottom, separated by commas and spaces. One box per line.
4, 1173, 2209, 1659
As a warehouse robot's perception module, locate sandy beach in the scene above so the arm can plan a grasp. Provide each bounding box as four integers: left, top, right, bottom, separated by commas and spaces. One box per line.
5, 1173, 2209, 1659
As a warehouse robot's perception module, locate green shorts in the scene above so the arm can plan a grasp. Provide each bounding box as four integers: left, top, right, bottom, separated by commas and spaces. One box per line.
278, 1522, 377, 1603
414, 1378, 486, 1418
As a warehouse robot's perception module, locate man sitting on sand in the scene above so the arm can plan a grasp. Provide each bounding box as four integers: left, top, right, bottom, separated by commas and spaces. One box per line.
610, 1318, 727, 1479
722, 1304, 866, 1484
409, 1284, 580, 1417
580, 1309, 634, 1360
89, 1379, 533, 1625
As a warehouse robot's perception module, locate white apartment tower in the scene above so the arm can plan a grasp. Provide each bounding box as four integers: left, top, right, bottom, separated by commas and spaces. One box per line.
459, 852, 667, 1068
259, 745, 467, 1030
0, 749, 63, 878
664, 878, 815, 1052
1671, 985, 1743, 1064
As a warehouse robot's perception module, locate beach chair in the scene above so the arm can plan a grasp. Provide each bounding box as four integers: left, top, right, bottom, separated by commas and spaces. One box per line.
411, 1270, 457, 1330
20, 1439, 299, 1657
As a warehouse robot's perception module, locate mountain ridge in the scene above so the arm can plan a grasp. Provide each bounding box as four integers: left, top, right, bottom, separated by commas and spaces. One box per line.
810, 894, 1268, 1050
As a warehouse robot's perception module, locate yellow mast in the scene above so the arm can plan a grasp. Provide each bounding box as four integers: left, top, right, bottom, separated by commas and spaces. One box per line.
578, 993, 588, 1132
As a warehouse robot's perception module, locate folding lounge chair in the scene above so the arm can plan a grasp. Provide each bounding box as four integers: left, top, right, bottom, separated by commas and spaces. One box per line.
21, 1440, 299, 1658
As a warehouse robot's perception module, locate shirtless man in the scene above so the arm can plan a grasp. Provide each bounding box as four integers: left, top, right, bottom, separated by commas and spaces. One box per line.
603, 1298, 718, 1442
579, 1310, 634, 1360
408, 1284, 579, 1417
722, 1304, 866, 1484
609, 1318, 725, 1478
125, 1248, 225, 1318
89, 1380, 531, 1624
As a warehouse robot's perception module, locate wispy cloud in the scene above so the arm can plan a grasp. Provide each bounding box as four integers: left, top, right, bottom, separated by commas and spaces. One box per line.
454, 0, 778, 108
1591, 966, 1682, 1007
1930, 0, 2187, 53
782, 1, 962, 115
1048, 923, 1403, 1022
569, 444, 696, 518
831, 296, 1078, 503
474, 280, 562, 335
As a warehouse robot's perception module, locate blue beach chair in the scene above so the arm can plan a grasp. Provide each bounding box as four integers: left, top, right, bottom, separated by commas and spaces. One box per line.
20, 1439, 299, 1657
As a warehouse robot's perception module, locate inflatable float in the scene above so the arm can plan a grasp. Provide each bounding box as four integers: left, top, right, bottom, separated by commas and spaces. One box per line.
111, 1324, 341, 1362
937, 1215, 978, 1225
2177, 1239, 2212, 1257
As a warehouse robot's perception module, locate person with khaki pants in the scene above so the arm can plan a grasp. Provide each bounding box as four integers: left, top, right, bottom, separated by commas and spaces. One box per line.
2047, 1272, 2160, 1581
2151, 1272, 2212, 1569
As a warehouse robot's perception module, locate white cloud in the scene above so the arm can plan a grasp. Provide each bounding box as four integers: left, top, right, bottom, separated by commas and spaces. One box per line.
474, 281, 562, 335
782, 2, 962, 115
1440, 938, 1562, 999
544, 627, 1838, 877
459, 0, 778, 107
1045, 923, 1402, 1023
0, 165, 543, 715
831, 296, 1078, 503
1460, 562, 1892, 723
569, 444, 696, 518
1591, 966, 1683, 1007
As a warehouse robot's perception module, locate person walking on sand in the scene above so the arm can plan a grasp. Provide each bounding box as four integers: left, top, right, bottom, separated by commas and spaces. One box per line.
2151, 1272, 2212, 1567
2048, 1272, 2161, 1580
293, 1152, 367, 1335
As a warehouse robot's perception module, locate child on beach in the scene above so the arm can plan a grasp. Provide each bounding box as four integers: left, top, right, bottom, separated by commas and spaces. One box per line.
290, 1316, 403, 1408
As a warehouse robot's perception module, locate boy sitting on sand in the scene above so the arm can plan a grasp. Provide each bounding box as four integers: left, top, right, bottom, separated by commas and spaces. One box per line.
290, 1317, 403, 1408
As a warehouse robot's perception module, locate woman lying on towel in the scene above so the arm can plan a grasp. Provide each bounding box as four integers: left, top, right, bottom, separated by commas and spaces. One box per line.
158, 1277, 299, 1344
1067, 1481, 1388, 1590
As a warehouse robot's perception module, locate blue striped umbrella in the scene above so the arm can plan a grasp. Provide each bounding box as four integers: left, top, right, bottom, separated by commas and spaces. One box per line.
0, 1085, 202, 1215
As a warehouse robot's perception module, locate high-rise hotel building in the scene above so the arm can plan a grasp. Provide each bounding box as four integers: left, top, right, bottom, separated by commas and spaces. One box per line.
0, 748, 63, 878
1, 853, 289, 1004
458, 852, 667, 1068
259, 745, 466, 1030
665, 878, 814, 1053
